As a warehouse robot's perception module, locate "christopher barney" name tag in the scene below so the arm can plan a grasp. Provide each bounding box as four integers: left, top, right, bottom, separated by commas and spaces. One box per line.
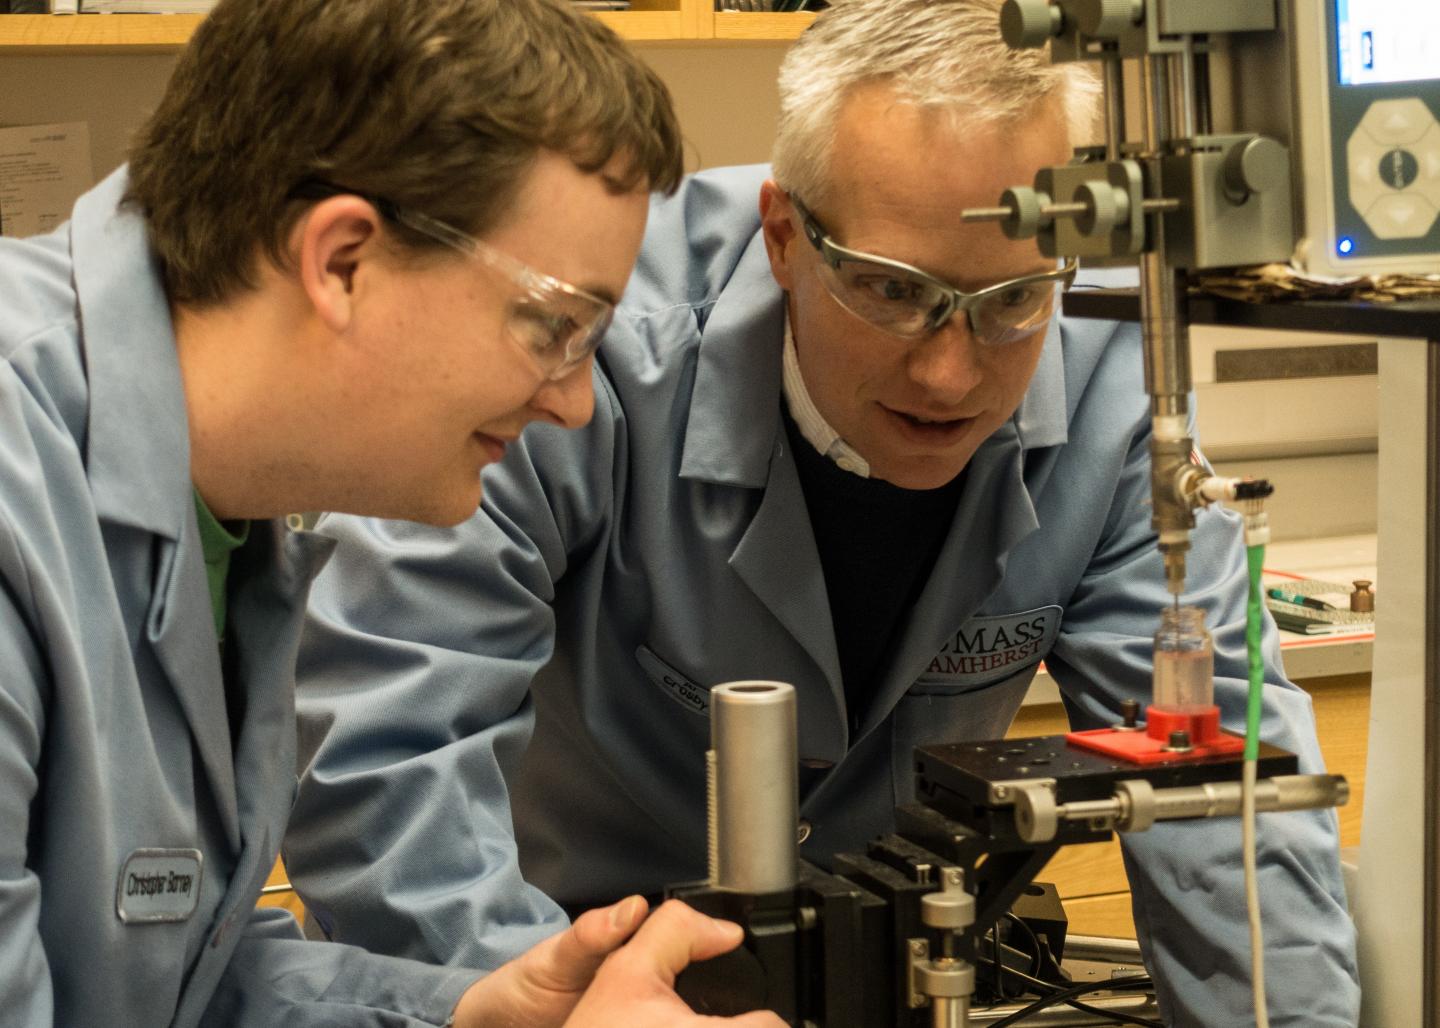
116, 848, 204, 925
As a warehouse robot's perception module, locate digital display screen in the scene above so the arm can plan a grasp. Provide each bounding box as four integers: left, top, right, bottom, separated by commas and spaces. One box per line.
1336, 0, 1440, 86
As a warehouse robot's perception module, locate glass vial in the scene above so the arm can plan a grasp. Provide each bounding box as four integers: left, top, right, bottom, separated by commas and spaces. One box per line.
1152, 605, 1215, 713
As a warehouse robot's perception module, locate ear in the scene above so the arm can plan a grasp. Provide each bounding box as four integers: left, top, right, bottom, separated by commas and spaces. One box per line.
293, 196, 384, 333
758, 179, 800, 292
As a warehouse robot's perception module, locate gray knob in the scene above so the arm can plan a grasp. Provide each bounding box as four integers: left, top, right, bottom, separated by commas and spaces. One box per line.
912, 958, 976, 998
1116, 779, 1156, 833
1072, 0, 1142, 37
1014, 782, 1059, 842
920, 888, 976, 930
999, 185, 1048, 240
1223, 136, 1289, 197
1000, 0, 1062, 49
1076, 180, 1126, 237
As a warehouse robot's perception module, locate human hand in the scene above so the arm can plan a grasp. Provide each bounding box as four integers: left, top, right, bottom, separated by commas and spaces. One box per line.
561, 899, 786, 1028
449, 896, 782, 1028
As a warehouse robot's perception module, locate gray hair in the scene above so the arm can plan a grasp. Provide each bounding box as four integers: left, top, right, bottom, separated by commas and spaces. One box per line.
772, 0, 1101, 206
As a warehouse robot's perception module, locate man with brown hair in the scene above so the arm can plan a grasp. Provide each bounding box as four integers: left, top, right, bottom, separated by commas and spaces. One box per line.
0, 0, 783, 1025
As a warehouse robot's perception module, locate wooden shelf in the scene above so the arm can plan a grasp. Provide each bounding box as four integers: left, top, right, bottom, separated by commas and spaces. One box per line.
0, 14, 204, 54
0, 6, 814, 52
712, 11, 816, 41
594, 9, 688, 42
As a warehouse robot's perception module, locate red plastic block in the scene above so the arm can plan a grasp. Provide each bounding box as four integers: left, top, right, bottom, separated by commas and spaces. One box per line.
1066, 704, 1245, 765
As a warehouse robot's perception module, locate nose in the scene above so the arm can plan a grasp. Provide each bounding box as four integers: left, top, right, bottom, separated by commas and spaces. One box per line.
530, 357, 596, 429
905, 314, 984, 403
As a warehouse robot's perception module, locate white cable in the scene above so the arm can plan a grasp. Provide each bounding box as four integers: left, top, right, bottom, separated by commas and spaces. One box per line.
1242, 757, 1270, 1028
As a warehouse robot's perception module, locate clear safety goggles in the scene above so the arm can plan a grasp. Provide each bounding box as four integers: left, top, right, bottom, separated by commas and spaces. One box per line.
792, 196, 1077, 347
289, 179, 614, 381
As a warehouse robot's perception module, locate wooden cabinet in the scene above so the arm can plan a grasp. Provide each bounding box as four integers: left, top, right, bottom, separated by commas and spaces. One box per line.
0, 2, 816, 53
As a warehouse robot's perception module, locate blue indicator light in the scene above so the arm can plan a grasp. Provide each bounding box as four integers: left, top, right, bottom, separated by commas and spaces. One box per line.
1338, 237, 1355, 255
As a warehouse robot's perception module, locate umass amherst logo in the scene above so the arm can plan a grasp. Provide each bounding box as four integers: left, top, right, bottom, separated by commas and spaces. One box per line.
924, 606, 1062, 684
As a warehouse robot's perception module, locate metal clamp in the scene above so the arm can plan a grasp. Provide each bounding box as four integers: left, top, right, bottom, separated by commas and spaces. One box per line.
908, 867, 978, 1024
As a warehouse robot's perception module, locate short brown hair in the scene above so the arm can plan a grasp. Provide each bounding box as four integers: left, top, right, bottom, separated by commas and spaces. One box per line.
125, 0, 682, 306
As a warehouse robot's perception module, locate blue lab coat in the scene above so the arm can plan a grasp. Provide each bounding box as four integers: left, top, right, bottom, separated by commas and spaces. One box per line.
0, 169, 478, 1026
288, 165, 1360, 1026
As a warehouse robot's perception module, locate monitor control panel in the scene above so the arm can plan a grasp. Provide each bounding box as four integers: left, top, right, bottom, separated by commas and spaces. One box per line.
1292, 0, 1440, 274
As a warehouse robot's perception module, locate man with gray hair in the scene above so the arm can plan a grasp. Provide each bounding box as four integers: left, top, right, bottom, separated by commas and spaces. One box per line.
287, 1, 1359, 1023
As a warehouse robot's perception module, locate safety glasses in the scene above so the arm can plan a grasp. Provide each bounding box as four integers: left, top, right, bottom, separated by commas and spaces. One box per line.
791, 196, 1077, 347
289, 180, 614, 381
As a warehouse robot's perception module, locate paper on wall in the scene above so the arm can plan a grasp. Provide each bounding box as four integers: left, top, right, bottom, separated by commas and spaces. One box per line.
0, 122, 93, 238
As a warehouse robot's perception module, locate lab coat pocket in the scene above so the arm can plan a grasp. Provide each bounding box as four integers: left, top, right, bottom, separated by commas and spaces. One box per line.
890, 664, 1039, 806
635, 645, 710, 718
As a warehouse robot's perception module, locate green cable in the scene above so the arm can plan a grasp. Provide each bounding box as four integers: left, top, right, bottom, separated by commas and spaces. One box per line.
1244, 543, 1266, 760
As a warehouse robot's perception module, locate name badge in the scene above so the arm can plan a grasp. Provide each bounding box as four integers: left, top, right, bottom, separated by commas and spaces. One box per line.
636, 645, 710, 716
917, 605, 1063, 691
116, 848, 204, 925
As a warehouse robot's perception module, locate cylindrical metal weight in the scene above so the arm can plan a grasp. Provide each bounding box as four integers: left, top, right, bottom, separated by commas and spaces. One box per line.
709, 681, 799, 894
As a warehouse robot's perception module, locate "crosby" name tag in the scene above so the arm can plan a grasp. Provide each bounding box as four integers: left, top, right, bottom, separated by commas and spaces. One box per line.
636, 645, 710, 716
116, 848, 204, 925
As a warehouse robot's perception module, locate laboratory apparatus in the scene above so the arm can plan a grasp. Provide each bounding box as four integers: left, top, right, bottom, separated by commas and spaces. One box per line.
964, 2, 1439, 1023
662, 0, 1440, 1022
670, 681, 1346, 1026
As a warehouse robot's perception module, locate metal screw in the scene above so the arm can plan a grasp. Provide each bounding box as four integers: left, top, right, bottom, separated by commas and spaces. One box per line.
1166, 729, 1193, 751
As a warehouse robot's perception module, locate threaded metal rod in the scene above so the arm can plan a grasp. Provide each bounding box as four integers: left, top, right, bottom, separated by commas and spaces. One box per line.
1058, 774, 1349, 830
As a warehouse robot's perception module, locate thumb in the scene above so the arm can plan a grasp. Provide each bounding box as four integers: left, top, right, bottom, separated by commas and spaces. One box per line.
527, 895, 650, 992
621, 899, 747, 984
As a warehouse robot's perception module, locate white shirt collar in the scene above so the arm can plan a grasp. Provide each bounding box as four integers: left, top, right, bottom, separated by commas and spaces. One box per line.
781, 315, 872, 479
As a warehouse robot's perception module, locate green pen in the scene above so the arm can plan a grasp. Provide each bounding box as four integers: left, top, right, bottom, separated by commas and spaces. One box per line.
1267, 587, 1336, 612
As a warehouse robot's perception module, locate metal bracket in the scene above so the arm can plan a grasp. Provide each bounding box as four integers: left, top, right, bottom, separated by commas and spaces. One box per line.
986, 776, 1057, 806
906, 938, 931, 1009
